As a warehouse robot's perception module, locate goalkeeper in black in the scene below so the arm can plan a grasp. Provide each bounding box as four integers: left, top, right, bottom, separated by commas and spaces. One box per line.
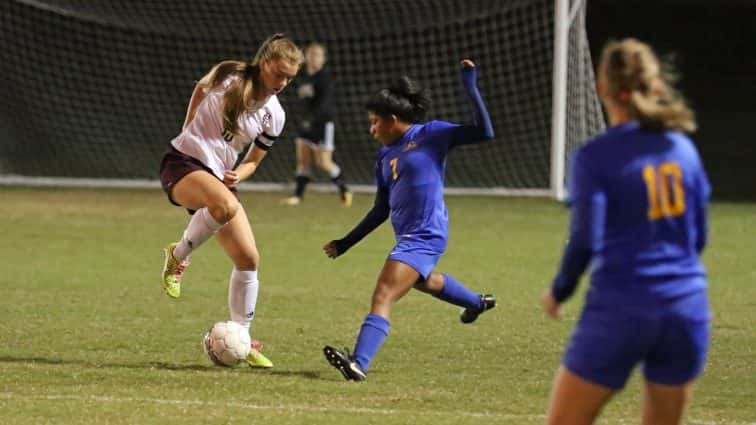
284, 42, 352, 206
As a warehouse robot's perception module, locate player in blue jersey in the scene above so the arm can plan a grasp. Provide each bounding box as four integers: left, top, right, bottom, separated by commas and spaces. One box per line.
321, 59, 497, 381
542, 39, 710, 425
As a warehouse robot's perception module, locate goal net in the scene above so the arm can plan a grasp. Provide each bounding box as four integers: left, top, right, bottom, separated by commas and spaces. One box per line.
0, 0, 603, 196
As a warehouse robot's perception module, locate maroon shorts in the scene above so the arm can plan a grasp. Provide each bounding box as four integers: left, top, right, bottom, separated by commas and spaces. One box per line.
159, 146, 238, 214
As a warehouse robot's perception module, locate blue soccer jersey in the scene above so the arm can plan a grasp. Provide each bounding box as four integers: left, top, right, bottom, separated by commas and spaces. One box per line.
333, 65, 493, 262
552, 121, 711, 307
374, 121, 465, 250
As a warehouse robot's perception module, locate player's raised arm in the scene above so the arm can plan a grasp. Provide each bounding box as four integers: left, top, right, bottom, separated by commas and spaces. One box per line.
451, 59, 494, 145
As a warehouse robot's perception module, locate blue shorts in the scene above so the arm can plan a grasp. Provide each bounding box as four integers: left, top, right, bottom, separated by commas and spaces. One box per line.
563, 291, 710, 389
387, 237, 444, 280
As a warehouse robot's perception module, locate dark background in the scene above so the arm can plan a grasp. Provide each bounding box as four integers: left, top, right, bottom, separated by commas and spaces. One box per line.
0, 0, 572, 191
1, 1, 753, 200
587, 0, 756, 201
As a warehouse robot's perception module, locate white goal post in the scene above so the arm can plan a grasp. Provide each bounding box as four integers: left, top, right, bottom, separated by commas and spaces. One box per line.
551, 0, 605, 200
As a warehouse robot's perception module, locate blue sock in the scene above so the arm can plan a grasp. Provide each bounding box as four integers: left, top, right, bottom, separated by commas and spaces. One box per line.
352, 313, 390, 372
432, 273, 481, 309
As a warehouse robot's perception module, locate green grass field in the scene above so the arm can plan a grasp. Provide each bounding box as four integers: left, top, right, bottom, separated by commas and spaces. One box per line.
0, 187, 754, 424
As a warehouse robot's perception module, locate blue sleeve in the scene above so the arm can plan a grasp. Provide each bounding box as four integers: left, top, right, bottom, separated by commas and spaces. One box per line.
694, 167, 711, 254
451, 65, 495, 146
551, 150, 606, 303
333, 161, 390, 255
424, 120, 458, 151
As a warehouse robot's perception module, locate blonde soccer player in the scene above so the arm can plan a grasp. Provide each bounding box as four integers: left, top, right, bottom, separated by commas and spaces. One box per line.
543, 38, 711, 425
158, 34, 303, 369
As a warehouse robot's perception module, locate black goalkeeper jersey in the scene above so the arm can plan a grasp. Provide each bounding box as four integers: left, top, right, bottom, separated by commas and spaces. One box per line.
294, 67, 335, 135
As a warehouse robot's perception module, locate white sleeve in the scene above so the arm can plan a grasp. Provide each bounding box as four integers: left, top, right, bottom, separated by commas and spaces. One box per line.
202, 74, 239, 95
254, 97, 285, 150
223, 76, 239, 90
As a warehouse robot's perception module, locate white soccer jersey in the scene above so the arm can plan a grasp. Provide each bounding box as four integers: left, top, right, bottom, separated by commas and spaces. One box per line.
171, 76, 285, 179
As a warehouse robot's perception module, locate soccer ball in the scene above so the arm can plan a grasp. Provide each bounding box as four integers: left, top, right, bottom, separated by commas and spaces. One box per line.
202, 321, 251, 367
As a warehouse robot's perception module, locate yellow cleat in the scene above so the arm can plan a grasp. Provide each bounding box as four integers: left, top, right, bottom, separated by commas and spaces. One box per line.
162, 242, 189, 298
341, 191, 353, 208
247, 348, 274, 368
282, 196, 301, 206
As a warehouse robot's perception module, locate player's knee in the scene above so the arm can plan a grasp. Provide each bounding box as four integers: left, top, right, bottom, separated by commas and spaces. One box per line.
426, 272, 445, 292
412, 276, 432, 293
235, 251, 260, 271
413, 273, 441, 293
208, 198, 239, 224
318, 159, 334, 172
371, 280, 396, 306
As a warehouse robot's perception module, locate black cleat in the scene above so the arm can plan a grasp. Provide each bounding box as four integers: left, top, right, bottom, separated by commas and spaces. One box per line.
460, 294, 496, 324
323, 345, 366, 381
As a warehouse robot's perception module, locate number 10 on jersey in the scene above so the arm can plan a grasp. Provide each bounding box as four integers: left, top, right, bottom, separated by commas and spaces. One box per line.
642, 162, 686, 220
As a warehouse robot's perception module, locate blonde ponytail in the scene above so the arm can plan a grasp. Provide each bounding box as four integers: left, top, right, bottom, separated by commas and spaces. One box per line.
629, 86, 696, 133
196, 60, 255, 136
196, 34, 303, 137
601, 38, 696, 133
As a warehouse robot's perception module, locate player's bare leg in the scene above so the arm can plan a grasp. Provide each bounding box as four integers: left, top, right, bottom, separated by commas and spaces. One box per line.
642, 380, 695, 425
547, 366, 615, 425
162, 171, 238, 298
215, 206, 272, 368
324, 260, 418, 381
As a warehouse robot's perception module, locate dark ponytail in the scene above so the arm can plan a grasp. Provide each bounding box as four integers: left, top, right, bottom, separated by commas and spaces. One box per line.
366, 76, 431, 123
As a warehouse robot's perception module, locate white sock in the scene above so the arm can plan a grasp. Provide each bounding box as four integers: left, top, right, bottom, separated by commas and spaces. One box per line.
228, 268, 259, 331
329, 164, 341, 179
173, 208, 223, 261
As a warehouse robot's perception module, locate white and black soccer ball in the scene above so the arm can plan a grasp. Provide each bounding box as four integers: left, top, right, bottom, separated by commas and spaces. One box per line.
202, 321, 251, 367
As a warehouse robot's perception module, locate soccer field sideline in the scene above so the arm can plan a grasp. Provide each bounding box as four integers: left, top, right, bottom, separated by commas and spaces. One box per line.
0, 392, 753, 425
